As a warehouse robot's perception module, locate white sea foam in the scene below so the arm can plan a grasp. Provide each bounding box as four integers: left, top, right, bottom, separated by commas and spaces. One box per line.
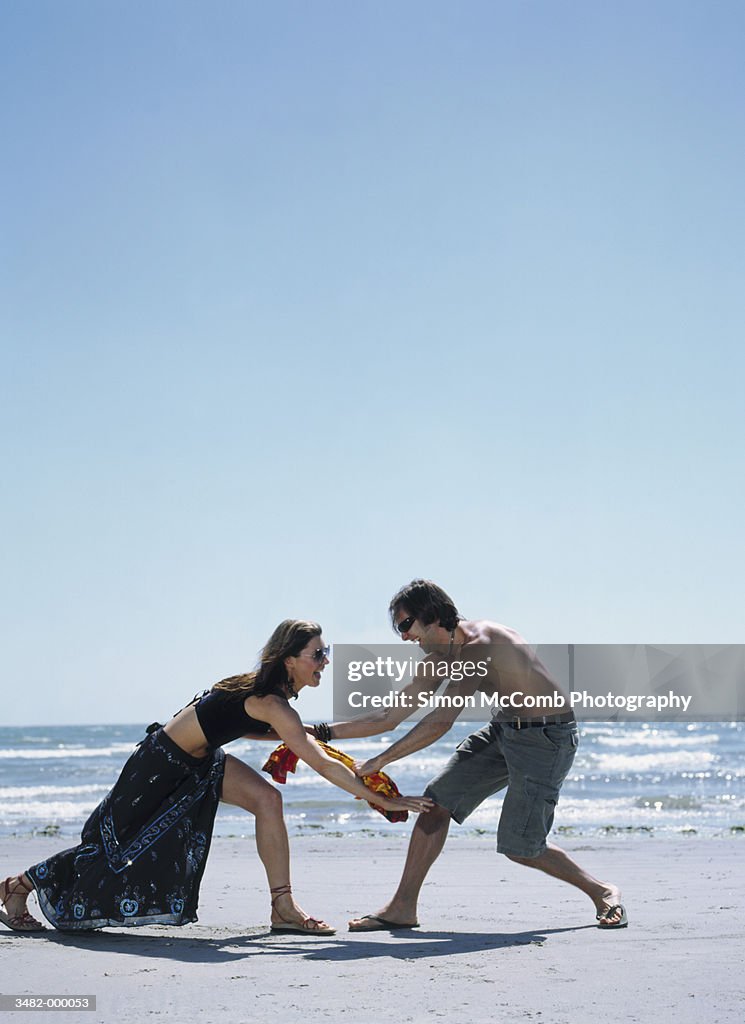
589, 731, 719, 749
1, 800, 98, 822
587, 750, 718, 773
465, 793, 740, 830
0, 744, 136, 760
0, 785, 108, 800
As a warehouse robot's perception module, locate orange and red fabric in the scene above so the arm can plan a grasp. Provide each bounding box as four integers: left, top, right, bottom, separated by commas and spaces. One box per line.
262, 742, 408, 822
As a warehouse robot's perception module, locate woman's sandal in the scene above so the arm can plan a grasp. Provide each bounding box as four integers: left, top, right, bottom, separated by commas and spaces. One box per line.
0, 875, 46, 932
269, 884, 336, 936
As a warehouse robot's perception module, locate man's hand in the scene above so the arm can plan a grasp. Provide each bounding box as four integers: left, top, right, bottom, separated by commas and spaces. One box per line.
354, 757, 386, 777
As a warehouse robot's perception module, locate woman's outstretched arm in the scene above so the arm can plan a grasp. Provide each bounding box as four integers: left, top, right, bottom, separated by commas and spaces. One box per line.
253, 696, 433, 815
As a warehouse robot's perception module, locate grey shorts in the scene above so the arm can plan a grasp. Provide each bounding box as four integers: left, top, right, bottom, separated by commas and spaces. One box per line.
424, 720, 579, 858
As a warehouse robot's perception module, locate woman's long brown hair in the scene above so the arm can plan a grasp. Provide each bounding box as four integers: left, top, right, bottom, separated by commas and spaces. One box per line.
212, 619, 322, 699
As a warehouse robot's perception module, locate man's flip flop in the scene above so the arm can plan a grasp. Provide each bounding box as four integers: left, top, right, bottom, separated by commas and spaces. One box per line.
596, 904, 628, 929
348, 914, 420, 932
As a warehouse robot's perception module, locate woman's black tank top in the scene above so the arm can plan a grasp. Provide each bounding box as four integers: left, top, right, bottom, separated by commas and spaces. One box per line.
194, 689, 273, 748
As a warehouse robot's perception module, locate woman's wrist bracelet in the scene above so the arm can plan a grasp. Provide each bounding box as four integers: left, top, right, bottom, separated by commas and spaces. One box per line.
314, 722, 332, 743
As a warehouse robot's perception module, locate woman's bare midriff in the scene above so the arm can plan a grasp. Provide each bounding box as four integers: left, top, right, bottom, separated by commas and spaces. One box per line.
163, 706, 212, 758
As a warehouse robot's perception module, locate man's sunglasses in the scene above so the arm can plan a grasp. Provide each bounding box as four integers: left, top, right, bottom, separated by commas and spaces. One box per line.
396, 615, 416, 635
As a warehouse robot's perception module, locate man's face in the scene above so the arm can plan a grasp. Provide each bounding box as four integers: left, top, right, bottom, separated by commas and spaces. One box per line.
394, 608, 442, 650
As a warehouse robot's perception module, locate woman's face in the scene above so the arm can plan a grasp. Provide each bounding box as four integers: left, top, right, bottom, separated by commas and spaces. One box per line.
285, 635, 330, 692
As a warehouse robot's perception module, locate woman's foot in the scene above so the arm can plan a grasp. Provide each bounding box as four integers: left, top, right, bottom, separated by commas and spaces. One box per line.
0, 874, 45, 932
269, 884, 336, 935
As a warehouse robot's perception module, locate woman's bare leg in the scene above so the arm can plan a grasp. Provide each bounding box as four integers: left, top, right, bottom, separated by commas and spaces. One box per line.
220, 754, 332, 928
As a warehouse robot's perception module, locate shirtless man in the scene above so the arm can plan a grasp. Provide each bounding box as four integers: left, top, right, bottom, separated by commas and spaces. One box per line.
323, 579, 627, 931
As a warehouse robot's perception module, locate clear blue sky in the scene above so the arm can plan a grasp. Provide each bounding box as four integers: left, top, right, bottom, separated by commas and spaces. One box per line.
3, 1, 744, 725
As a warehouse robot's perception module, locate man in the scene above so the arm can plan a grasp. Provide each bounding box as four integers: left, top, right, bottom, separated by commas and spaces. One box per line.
323, 579, 627, 931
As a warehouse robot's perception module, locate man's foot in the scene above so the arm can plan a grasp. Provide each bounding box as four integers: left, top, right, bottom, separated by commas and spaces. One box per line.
0, 875, 45, 932
596, 903, 628, 929
349, 897, 419, 931
594, 886, 628, 928
269, 884, 336, 936
348, 913, 419, 932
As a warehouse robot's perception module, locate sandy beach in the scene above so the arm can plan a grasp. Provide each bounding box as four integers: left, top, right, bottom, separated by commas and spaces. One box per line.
1, 835, 743, 1023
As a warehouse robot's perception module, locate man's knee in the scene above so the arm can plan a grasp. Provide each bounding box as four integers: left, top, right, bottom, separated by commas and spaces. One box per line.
503, 851, 541, 866
417, 802, 451, 835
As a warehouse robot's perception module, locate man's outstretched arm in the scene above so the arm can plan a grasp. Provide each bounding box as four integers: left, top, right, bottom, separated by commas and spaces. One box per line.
320, 659, 443, 740
353, 711, 454, 776
352, 678, 478, 775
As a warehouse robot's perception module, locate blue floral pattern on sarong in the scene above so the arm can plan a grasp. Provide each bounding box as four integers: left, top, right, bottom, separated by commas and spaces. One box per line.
26, 728, 225, 931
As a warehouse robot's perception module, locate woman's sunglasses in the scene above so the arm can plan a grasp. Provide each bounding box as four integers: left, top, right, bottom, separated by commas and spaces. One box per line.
303, 645, 331, 663
396, 615, 416, 635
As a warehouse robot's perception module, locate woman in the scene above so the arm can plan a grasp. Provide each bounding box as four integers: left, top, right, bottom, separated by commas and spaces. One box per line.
0, 620, 432, 935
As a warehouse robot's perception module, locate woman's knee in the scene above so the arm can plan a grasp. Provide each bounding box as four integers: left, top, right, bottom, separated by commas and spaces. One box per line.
254, 783, 283, 817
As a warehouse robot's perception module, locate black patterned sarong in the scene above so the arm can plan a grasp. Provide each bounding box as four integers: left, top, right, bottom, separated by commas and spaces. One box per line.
27, 728, 225, 930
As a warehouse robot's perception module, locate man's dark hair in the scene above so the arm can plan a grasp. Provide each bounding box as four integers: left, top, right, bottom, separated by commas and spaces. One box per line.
388, 579, 461, 632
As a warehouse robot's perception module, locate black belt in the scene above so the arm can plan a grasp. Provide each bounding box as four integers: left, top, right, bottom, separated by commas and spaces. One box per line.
499, 711, 576, 729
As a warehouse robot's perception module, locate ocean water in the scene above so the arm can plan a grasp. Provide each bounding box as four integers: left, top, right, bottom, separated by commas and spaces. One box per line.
1, 721, 744, 841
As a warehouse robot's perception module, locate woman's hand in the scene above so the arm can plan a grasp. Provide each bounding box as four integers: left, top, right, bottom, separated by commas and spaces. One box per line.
260, 700, 431, 811
374, 793, 434, 814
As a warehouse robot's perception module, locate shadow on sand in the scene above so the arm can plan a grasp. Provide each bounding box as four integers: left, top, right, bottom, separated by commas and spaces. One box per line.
9, 923, 597, 964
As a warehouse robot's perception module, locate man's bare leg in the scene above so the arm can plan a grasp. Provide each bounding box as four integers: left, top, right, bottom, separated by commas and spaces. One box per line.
349, 804, 451, 927
506, 842, 626, 925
